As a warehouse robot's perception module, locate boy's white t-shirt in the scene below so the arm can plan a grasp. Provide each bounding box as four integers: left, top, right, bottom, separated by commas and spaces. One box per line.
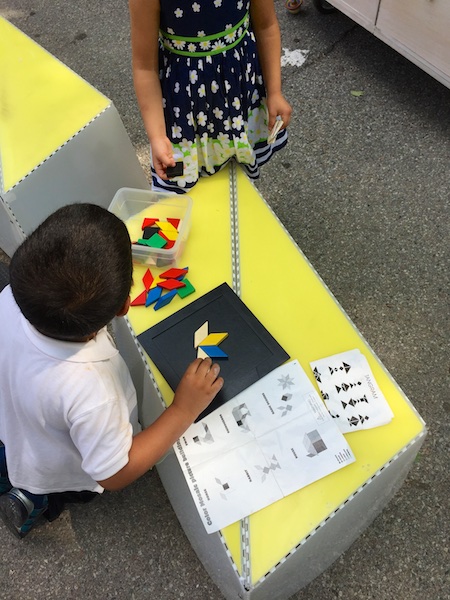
0, 286, 141, 495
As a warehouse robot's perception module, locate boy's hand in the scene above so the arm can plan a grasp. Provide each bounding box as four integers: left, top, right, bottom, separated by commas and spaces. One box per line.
172, 358, 224, 423
98, 358, 223, 491
151, 136, 176, 179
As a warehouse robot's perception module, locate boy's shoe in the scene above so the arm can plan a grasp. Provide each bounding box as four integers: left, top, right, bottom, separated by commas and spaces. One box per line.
285, 0, 303, 14
0, 488, 48, 538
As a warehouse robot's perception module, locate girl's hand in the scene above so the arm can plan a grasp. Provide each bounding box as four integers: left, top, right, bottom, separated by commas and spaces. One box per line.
172, 358, 224, 423
267, 92, 293, 130
151, 136, 176, 179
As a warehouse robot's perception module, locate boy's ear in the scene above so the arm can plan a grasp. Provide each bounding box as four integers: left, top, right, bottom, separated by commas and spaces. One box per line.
116, 296, 131, 317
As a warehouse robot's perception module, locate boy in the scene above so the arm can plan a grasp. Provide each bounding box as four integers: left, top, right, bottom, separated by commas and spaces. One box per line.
0, 203, 223, 538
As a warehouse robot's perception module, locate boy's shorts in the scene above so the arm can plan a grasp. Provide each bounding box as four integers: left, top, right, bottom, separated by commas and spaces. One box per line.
46, 490, 98, 522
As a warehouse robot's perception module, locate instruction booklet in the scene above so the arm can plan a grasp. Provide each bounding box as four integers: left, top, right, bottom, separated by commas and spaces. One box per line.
173, 359, 355, 533
310, 349, 394, 433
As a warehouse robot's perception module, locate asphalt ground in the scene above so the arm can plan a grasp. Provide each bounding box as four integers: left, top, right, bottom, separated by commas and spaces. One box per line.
0, 1, 449, 599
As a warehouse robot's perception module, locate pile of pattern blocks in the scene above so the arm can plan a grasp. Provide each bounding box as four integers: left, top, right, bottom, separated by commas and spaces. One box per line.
134, 217, 181, 250
131, 267, 195, 311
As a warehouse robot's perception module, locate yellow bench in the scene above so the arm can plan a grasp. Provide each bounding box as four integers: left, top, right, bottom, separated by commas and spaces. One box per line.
121, 164, 426, 599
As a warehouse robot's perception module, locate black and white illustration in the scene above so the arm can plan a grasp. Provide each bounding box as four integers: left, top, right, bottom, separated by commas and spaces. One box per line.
232, 404, 251, 431
304, 430, 327, 457
310, 349, 394, 434
255, 454, 282, 482
192, 424, 214, 446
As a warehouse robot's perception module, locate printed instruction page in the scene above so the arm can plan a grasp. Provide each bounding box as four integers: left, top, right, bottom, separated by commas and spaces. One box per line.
174, 359, 355, 533
310, 349, 394, 433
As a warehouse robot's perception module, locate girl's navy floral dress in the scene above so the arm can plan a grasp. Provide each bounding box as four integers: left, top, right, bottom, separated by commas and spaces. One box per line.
154, 0, 288, 192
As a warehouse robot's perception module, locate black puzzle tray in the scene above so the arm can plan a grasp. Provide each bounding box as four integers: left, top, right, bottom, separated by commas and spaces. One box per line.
137, 282, 290, 420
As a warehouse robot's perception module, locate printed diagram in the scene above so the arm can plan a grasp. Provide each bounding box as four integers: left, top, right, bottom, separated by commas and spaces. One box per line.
215, 477, 231, 500
310, 349, 394, 434
255, 455, 281, 482
278, 373, 295, 389
174, 360, 356, 533
278, 392, 293, 417
341, 395, 368, 409
232, 404, 251, 430
347, 415, 370, 427
335, 381, 363, 394
304, 430, 327, 457
329, 362, 351, 375
193, 424, 214, 445
313, 361, 351, 383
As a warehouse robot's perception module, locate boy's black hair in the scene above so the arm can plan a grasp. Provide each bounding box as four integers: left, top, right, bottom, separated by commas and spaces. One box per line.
9, 203, 133, 340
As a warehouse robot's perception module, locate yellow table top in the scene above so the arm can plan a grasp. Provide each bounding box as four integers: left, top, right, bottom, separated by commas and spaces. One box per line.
0, 17, 109, 192
126, 165, 425, 584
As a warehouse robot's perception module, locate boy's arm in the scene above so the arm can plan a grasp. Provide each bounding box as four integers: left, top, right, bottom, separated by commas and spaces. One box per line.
128, 0, 175, 178
250, 0, 292, 130
98, 358, 223, 491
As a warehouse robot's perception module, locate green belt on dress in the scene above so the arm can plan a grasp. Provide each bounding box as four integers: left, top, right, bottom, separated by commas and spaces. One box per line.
160, 12, 250, 57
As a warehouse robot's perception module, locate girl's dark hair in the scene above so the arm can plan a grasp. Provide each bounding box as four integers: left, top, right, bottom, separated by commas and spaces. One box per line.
10, 203, 133, 340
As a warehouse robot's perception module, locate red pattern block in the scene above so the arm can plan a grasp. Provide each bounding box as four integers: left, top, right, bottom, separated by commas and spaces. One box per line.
142, 269, 154, 291
130, 289, 147, 306
157, 279, 186, 290
142, 217, 158, 229
160, 267, 188, 279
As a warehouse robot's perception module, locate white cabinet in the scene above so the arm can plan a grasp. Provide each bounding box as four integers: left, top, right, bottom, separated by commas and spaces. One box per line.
322, 0, 450, 88
377, 0, 450, 86
325, 0, 379, 30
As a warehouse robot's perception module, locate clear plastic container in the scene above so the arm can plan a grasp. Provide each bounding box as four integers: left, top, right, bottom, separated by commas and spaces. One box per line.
109, 188, 192, 267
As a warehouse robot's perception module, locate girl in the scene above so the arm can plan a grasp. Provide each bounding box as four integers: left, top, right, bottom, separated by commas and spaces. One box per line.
129, 0, 292, 193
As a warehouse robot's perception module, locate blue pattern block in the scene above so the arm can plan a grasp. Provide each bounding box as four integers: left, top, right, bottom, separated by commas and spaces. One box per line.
199, 345, 228, 359
154, 288, 178, 310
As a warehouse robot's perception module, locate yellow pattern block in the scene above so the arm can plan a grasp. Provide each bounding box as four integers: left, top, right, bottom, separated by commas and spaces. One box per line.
199, 333, 228, 346
150, 276, 164, 289
162, 229, 179, 242
155, 221, 178, 232
0, 18, 110, 191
